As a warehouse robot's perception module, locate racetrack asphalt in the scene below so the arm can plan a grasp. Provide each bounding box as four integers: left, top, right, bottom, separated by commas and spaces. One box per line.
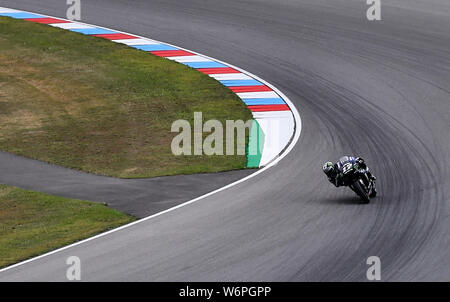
0, 0, 449, 281
0, 151, 254, 218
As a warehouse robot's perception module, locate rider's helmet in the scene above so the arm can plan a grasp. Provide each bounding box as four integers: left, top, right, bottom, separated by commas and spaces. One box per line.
322, 162, 334, 177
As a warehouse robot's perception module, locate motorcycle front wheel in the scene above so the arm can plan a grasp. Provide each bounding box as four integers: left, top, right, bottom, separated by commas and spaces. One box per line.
352, 180, 370, 204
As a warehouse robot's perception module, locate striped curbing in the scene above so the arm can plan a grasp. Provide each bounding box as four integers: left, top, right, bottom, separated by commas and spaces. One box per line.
0, 6, 297, 168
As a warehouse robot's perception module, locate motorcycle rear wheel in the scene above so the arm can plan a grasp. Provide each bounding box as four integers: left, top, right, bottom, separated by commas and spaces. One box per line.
353, 180, 370, 204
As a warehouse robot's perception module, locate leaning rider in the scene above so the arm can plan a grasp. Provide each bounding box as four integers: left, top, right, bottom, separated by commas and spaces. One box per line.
322, 156, 376, 195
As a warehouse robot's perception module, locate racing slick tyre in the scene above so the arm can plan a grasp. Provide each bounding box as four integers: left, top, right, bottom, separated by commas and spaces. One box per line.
353, 180, 370, 204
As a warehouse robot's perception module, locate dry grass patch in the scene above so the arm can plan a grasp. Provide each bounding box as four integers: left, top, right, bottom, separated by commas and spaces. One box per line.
0, 17, 252, 178
0, 184, 134, 268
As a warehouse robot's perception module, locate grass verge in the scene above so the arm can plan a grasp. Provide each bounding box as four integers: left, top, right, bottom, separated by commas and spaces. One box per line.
0, 184, 135, 269
0, 17, 253, 178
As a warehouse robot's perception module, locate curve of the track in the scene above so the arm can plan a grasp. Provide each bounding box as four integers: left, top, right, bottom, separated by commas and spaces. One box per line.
1, 0, 449, 281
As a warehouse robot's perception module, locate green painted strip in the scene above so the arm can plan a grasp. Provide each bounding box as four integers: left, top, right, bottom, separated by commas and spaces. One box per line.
247, 119, 265, 168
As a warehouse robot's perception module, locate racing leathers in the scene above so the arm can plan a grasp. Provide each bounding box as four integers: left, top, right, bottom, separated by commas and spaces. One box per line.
326, 156, 376, 188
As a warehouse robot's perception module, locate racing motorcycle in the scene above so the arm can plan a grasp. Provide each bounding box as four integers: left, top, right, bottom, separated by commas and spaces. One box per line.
337, 160, 376, 204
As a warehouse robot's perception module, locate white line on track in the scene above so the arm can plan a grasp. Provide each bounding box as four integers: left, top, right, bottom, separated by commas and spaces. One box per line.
237, 91, 280, 99
0, 8, 20, 13
209, 73, 253, 81
49, 22, 94, 29
166, 55, 212, 63
112, 38, 160, 45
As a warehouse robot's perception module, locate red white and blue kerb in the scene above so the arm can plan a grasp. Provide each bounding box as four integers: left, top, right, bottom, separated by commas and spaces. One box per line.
0, 7, 296, 167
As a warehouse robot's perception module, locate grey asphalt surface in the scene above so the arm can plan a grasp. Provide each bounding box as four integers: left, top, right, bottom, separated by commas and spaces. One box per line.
0, 0, 449, 281
0, 151, 254, 218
